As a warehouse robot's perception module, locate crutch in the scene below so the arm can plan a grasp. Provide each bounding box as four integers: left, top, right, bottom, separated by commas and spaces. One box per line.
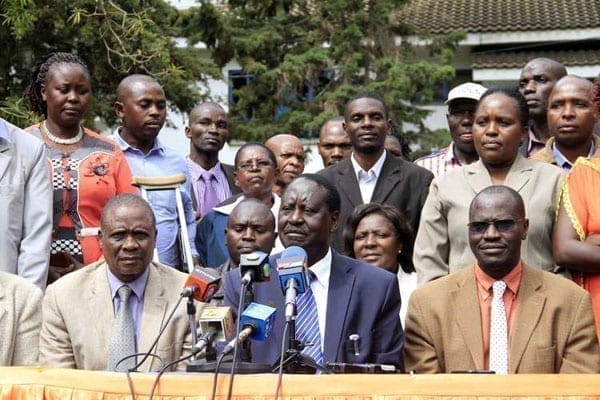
132, 173, 194, 273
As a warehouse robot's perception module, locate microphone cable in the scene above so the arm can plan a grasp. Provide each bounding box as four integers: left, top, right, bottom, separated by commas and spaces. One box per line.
148, 351, 196, 400
210, 351, 228, 400
225, 281, 248, 400
274, 321, 290, 400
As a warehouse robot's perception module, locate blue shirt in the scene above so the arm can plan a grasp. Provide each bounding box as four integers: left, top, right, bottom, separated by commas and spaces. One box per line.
552, 140, 596, 171
107, 266, 150, 346
112, 130, 198, 268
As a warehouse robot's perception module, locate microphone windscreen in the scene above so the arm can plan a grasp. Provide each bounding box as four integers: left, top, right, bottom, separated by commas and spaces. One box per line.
239, 250, 271, 283
198, 306, 235, 342
240, 302, 277, 341
184, 267, 221, 302
276, 246, 308, 294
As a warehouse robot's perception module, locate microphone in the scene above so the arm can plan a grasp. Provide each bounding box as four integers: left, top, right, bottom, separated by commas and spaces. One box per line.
239, 251, 271, 286
222, 302, 277, 355
276, 246, 309, 321
181, 267, 221, 302
192, 306, 234, 355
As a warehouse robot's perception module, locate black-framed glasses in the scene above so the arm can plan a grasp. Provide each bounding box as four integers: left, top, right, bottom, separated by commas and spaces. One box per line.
467, 219, 522, 234
236, 159, 274, 171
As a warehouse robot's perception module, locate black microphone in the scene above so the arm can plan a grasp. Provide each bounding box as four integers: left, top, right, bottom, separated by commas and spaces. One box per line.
222, 302, 277, 355
239, 251, 270, 286
276, 246, 309, 321
192, 306, 235, 355
181, 267, 221, 302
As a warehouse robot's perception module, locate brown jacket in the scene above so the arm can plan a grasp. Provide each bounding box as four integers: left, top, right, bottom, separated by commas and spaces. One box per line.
404, 263, 600, 373
530, 135, 600, 165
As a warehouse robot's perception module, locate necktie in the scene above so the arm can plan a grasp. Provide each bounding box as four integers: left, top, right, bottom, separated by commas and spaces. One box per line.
295, 272, 323, 366
489, 280, 508, 374
107, 285, 136, 372
200, 171, 219, 216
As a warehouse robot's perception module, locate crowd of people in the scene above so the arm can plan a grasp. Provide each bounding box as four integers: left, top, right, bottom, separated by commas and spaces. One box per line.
1, 52, 600, 374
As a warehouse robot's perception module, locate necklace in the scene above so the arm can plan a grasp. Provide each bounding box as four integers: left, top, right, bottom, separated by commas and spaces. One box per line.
41, 121, 84, 145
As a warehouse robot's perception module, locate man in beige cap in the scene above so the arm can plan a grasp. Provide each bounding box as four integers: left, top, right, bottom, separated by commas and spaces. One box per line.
415, 82, 486, 177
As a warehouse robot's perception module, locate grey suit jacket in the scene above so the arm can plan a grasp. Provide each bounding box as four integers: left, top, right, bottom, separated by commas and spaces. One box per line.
39, 261, 202, 371
0, 119, 51, 289
404, 263, 600, 373
414, 155, 564, 284
0, 272, 43, 365
318, 152, 433, 251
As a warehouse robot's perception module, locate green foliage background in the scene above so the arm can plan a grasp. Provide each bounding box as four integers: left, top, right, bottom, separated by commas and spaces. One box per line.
1, 0, 463, 154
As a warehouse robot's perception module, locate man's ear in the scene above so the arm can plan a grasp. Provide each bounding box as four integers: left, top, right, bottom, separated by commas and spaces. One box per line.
184, 125, 192, 139
115, 101, 125, 120
98, 231, 103, 250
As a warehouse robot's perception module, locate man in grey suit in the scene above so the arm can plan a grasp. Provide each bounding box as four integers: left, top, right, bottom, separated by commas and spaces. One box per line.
0, 118, 52, 289
318, 94, 433, 251
40, 194, 201, 371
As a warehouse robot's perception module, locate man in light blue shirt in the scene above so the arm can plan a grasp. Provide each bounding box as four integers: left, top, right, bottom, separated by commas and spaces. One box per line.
113, 74, 198, 269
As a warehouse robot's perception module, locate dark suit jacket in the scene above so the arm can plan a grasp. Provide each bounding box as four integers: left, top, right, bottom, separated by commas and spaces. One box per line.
222, 250, 404, 369
318, 152, 433, 251
189, 162, 241, 213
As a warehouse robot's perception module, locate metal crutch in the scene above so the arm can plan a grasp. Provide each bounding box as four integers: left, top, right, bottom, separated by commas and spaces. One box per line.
132, 173, 194, 274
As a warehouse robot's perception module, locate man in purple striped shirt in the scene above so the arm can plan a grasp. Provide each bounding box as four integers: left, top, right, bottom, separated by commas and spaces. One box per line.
415, 82, 486, 177
186, 102, 240, 219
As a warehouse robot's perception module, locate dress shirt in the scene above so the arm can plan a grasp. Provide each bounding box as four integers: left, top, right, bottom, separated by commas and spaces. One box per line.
526, 126, 546, 157
414, 143, 463, 178
107, 266, 150, 345
307, 248, 332, 349
474, 261, 522, 370
112, 131, 198, 267
187, 158, 232, 217
350, 150, 387, 203
551, 140, 596, 171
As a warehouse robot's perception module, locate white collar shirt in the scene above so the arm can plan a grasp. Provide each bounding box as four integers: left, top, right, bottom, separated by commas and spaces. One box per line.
350, 150, 387, 203
307, 248, 332, 349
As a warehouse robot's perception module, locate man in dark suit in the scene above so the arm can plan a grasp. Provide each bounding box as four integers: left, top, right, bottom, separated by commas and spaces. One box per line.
185, 102, 240, 219
223, 174, 404, 370
318, 94, 433, 251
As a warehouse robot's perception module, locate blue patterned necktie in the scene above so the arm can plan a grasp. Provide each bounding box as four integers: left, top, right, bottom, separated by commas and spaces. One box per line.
295, 272, 323, 365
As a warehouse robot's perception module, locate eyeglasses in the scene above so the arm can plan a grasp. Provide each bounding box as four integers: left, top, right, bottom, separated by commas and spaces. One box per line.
467, 219, 522, 234
237, 159, 273, 171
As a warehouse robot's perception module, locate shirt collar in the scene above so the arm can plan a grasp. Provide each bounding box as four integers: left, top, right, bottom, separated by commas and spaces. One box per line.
107, 264, 150, 302
308, 247, 332, 289
350, 150, 387, 181
551, 140, 595, 171
474, 260, 522, 299
445, 142, 462, 164
113, 127, 164, 155
188, 157, 223, 181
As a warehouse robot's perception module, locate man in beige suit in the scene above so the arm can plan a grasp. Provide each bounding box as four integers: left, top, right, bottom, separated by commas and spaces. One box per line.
0, 272, 42, 365
404, 186, 600, 373
40, 194, 201, 371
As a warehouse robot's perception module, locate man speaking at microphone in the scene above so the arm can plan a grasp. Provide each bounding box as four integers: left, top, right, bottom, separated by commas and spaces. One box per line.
223, 174, 404, 369
40, 194, 202, 372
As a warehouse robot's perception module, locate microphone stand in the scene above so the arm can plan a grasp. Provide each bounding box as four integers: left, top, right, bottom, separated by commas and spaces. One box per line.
240, 284, 254, 362
186, 297, 198, 361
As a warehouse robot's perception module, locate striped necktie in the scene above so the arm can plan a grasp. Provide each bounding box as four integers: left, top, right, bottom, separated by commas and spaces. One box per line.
295, 272, 323, 365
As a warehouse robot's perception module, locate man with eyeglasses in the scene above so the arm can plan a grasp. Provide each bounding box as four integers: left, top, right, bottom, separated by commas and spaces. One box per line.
195, 143, 285, 268
415, 82, 486, 177
404, 185, 600, 374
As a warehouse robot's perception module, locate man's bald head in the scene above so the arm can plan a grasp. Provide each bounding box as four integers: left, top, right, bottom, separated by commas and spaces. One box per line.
265, 134, 305, 192
117, 74, 162, 101
189, 102, 226, 118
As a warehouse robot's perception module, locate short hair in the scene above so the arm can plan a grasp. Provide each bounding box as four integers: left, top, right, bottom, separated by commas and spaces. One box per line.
344, 92, 388, 120
25, 52, 90, 117
478, 88, 529, 128
101, 194, 156, 228
229, 198, 275, 231
116, 74, 162, 101
522, 58, 567, 79
343, 203, 415, 273
189, 101, 226, 116
290, 173, 341, 213
469, 185, 525, 220
234, 142, 277, 169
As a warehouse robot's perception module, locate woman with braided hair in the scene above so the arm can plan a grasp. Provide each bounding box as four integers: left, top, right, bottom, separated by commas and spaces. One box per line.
25, 52, 136, 283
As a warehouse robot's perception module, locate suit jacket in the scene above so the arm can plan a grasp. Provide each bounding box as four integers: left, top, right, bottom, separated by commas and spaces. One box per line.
414, 155, 564, 284
222, 250, 404, 369
39, 261, 202, 371
222, 163, 241, 196
318, 152, 433, 251
0, 119, 51, 289
531, 135, 600, 166
404, 263, 600, 373
0, 272, 43, 366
